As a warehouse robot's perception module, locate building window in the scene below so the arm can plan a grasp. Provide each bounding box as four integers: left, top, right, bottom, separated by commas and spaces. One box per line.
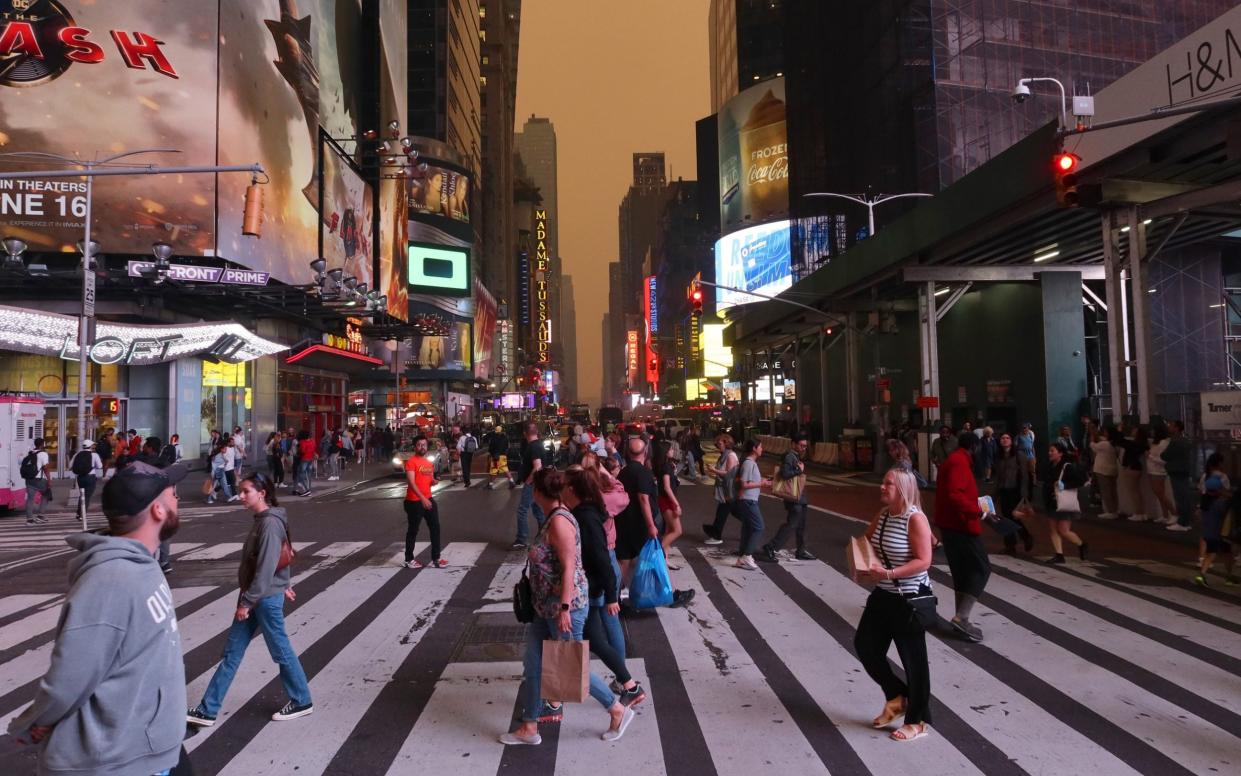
480, 75, 487, 86
480, 6, 486, 17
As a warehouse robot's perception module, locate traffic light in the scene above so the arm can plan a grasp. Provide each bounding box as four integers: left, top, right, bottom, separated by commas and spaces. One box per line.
688, 273, 704, 314
1054, 151, 1080, 207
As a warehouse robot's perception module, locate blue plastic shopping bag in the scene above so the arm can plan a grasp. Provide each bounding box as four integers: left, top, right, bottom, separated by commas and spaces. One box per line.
629, 538, 674, 608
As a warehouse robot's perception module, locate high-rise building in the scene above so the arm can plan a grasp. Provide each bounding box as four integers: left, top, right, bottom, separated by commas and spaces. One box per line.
407, 0, 483, 177
478, 0, 521, 381
514, 117, 560, 261
561, 275, 578, 403
785, 0, 1239, 230
618, 153, 669, 318
605, 261, 626, 404
709, 0, 786, 113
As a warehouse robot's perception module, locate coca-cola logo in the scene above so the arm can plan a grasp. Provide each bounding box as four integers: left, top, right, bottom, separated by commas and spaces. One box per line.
747, 153, 789, 186
0, 0, 178, 88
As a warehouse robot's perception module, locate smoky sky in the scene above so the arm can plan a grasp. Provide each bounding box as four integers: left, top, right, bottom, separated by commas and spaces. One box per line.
515, 0, 709, 407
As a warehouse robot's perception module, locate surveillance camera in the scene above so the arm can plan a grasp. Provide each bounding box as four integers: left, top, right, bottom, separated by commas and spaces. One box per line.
1012, 82, 1031, 104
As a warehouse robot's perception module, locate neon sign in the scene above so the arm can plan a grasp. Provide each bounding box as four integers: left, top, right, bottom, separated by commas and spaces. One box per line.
533, 209, 552, 364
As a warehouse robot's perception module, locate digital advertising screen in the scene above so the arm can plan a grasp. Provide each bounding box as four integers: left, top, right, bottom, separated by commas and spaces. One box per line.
408, 163, 470, 223
701, 323, 734, 378
718, 77, 788, 235
714, 220, 793, 311
408, 242, 471, 297
473, 279, 497, 380
410, 321, 472, 372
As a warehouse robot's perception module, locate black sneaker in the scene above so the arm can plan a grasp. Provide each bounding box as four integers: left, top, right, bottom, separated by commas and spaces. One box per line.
701, 523, 720, 540
1047, 554, 1067, 565
1078, 542, 1089, 561
618, 682, 647, 707
951, 618, 984, 642
271, 701, 314, 721
669, 588, 696, 608
510, 541, 528, 551
186, 707, 216, 727
757, 546, 780, 563
794, 549, 817, 561
160, 563, 173, 574
1021, 529, 1035, 553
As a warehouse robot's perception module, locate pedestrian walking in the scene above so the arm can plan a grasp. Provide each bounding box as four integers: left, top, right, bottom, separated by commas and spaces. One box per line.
1044, 442, 1089, 564
1163, 420, 1195, 532
69, 438, 103, 515
9, 461, 189, 774
733, 439, 771, 570
512, 422, 552, 550
854, 467, 935, 743
499, 469, 635, 746
933, 432, 989, 642
188, 472, 312, 727
457, 427, 478, 487
929, 426, 956, 485
992, 432, 1034, 553
207, 438, 237, 504
614, 436, 661, 582
96, 428, 115, 478
652, 439, 684, 558
702, 433, 739, 545
1118, 426, 1148, 521
1195, 461, 1236, 586
1090, 426, 1121, 519
484, 425, 511, 488
975, 427, 997, 482
1016, 423, 1037, 482
22, 437, 52, 525
294, 430, 316, 496
402, 435, 446, 569
231, 426, 247, 471
760, 434, 815, 563
266, 432, 285, 486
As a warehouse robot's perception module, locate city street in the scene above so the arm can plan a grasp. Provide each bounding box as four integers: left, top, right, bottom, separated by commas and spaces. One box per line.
2, 472, 1237, 775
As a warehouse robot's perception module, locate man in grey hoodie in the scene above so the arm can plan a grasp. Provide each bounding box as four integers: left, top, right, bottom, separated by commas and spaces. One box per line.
9, 461, 188, 776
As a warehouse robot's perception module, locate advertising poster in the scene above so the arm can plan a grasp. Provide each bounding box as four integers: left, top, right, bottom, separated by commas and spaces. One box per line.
0, 0, 219, 254
718, 77, 788, 235
377, 0, 408, 320
217, 0, 363, 287
320, 137, 373, 289
701, 323, 734, 377
410, 321, 472, 373
714, 219, 793, 311
408, 163, 470, 223
473, 279, 497, 380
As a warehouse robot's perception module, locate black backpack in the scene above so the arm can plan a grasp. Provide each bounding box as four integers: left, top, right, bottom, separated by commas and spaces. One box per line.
19, 451, 39, 479
159, 445, 177, 466
71, 450, 93, 476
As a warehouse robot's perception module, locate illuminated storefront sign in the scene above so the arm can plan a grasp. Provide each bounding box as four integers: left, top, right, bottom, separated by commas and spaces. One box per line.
626, 329, 639, 387
647, 276, 658, 333
0, 304, 285, 365
533, 208, 552, 364
323, 318, 366, 356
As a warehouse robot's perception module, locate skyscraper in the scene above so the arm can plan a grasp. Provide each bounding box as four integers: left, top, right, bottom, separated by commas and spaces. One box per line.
407, 0, 483, 177
561, 274, 578, 403
514, 116, 560, 261
709, 0, 786, 113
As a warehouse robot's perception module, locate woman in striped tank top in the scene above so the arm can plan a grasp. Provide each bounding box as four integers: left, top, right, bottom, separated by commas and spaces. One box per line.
854, 468, 934, 742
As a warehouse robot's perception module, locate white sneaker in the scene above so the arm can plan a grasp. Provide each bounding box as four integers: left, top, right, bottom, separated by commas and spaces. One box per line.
499, 731, 542, 746
735, 555, 759, 570
228, 495, 240, 502
703, 537, 723, 546
1096, 512, 1117, 520
1127, 513, 1148, 522
1166, 523, 1192, 532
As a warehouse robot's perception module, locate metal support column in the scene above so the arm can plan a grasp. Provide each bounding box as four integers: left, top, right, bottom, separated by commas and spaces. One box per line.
1126, 206, 1155, 422
794, 336, 804, 436
845, 314, 861, 424
1101, 211, 1127, 421
818, 330, 829, 443
918, 282, 941, 424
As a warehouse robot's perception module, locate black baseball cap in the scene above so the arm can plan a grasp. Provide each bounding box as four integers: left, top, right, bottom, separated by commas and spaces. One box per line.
101, 462, 188, 520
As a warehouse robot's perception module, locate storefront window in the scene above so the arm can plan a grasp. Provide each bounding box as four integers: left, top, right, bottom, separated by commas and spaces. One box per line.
277, 367, 346, 438
0, 354, 122, 397
201, 360, 251, 451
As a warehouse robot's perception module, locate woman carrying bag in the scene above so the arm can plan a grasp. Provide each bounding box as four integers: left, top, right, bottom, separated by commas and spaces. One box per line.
702, 433, 739, 546
187, 473, 313, 726
854, 468, 935, 742
501, 469, 634, 746
1045, 441, 1089, 564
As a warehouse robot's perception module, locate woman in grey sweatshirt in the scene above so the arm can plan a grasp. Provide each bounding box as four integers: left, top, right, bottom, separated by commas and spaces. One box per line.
187, 472, 314, 726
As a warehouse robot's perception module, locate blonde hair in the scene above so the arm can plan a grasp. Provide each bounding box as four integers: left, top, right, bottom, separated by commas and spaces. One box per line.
885, 467, 922, 513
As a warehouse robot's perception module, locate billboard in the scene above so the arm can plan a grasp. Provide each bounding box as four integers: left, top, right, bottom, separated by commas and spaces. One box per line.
473, 278, 497, 380
718, 77, 788, 235
410, 321, 472, 372
701, 323, 733, 377
714, 219, 793, 311
377, 0, 409, 321
408, 162, 470, 223
0, 0, 219, 254
320, 136, 373, 290
408, 242, 470, 297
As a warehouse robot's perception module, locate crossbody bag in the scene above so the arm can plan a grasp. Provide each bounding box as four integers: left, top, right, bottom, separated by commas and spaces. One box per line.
876, 511, 938, 630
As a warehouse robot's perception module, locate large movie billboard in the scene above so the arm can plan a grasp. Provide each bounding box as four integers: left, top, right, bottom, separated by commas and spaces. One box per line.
377, 0, 408, 320
473, 279, 497, 380
320, 136, 373, 290
408, 163, 471, 223
714, 219, 792, 311
718, 77, 788, 235
0, 0, 219, 254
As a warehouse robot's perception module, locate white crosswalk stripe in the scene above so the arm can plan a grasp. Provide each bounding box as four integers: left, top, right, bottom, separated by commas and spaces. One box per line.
2, 536, 1239, 776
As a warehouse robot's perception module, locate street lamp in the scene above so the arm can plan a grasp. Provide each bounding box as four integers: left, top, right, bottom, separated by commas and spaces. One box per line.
803, 191, 933, 239
2, 236, 26, 270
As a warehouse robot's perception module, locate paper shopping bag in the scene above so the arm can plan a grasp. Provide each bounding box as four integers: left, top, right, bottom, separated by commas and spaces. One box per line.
541, 639, 589, 703
846, 535, 876, 582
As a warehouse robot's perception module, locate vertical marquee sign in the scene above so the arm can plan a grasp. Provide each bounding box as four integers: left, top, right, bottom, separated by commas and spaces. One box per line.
533, 209, 552, 364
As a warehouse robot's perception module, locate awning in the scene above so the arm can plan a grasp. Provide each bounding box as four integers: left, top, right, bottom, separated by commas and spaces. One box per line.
284, 343, 387, 376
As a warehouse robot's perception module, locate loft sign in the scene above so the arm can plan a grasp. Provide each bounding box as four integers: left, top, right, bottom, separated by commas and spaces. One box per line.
60, 334, 181, 364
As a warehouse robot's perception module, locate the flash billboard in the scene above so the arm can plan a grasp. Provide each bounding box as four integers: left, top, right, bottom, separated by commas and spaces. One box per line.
714, 219, 793, 311
718, 77, 788, 235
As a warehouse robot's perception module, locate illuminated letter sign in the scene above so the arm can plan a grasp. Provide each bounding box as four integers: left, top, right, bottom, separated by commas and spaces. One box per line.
647, 276, 658, 333
626, 329, 639, 386
533, 209, 552, 364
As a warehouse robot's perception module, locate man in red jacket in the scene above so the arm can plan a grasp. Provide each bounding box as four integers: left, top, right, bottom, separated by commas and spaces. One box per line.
933, 431, 990, 642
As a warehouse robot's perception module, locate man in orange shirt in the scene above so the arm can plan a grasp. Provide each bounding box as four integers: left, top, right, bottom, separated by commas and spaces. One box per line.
403, 435, 445, 568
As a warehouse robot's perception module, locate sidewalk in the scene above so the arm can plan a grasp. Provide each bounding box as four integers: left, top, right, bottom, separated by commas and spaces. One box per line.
6, 458, 396, 520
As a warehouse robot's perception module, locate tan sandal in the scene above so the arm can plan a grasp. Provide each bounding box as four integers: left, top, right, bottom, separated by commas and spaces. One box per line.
890, 722, 928, 742
872, 698, 906, 728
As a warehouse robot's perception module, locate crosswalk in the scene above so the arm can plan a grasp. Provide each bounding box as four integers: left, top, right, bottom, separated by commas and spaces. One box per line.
1, 536, 1239, 775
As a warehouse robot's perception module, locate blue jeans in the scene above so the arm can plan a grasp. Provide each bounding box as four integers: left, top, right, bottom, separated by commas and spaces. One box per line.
212, 467, 233, 499
25, 478, 51, 519
602, 551, 626, 660
1169, 474, 1195, 527
198, 594, 311, 716
519, 608, 614, 722
515, 483, 546, 544
735, 499, 765, 555
295, 460, 313, 493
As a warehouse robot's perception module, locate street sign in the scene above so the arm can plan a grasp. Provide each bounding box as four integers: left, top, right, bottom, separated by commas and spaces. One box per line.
916, 396, 939, 409
126, 261, 270, 286
876, 377, 891, 390
83, 269, 96, 319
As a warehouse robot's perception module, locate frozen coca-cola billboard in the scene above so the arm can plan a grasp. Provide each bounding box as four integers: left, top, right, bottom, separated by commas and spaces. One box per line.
718, 76, 789, 235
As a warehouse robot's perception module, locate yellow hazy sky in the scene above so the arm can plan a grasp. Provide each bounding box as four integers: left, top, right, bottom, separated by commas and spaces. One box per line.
515, 0, 710, 407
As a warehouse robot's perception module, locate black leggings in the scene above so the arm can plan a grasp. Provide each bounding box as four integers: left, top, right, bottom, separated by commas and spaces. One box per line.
854, 588, 932, 724
404, 498, 441, 562
268, 454, 285, 484
585, 604, 630, 684
710, 500, 736, 535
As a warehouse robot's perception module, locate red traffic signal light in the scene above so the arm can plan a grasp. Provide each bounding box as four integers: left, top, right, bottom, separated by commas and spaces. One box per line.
1053, 151, 1081, 207
1054, 152, 1078, 173
691, 288, 704, 313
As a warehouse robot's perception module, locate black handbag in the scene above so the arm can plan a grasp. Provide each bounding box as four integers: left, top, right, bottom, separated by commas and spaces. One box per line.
877, 512, 940, 630
513, 568, 535, 624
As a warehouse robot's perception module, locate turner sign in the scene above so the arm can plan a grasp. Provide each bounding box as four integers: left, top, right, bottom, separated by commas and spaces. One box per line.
0, 0, 179, 87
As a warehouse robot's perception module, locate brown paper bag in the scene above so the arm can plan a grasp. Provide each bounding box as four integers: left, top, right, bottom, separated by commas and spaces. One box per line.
847, 535, 876, 582
541, 639, 589, 703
